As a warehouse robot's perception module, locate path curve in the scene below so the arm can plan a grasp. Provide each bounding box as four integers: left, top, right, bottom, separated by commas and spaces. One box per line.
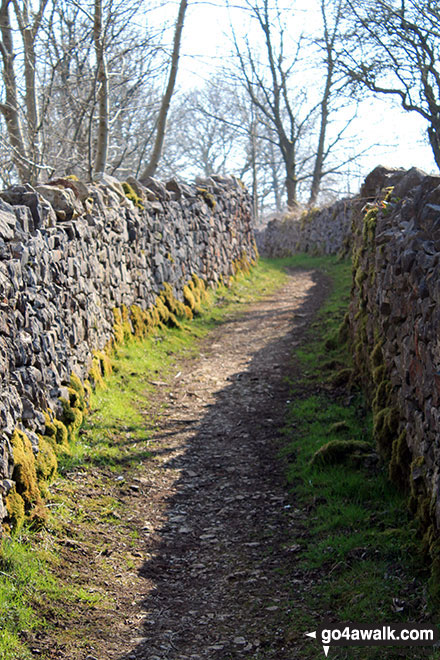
111, 269, 328, 660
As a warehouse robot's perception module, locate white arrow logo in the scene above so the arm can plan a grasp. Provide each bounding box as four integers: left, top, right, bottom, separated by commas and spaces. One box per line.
305, 631, 330, 656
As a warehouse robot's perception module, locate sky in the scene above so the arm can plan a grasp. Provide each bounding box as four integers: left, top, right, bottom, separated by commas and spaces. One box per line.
150, 0, 438, 194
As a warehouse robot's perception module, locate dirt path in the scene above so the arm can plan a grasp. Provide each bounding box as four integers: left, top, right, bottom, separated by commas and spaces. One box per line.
41, 269, 329, 660
104, 269, 328, 660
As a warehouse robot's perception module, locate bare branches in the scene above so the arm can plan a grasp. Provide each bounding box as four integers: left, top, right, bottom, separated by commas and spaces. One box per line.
341, 0, 440, 168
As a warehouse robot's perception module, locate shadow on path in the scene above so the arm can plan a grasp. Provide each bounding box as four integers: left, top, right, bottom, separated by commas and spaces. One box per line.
116, 269, 329, 660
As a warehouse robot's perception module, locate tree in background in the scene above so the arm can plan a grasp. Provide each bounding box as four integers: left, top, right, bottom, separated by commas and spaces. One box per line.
228, 0, 358, 209
341, 0, 440, 169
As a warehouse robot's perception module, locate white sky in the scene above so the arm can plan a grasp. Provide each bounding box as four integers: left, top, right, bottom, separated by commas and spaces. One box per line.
151, 0, 438, 193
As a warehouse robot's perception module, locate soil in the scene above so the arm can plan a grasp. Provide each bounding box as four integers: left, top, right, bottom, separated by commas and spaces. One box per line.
32, 268, 329, 660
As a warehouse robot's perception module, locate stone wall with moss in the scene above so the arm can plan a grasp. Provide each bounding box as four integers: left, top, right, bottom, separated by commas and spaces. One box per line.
347, 165, 440, 587
257, 197, 354, 257
0, 173, 257, 530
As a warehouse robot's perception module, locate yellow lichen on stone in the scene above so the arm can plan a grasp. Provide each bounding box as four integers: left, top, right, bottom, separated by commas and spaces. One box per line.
183, 284, 200, 314
196, 187, 216, 209
113, 306, 132, 346
43, 410, 69, 452
70, 372, 89, 411
155, 296, 170, 323
5, 487, 25, 531
130, 304, 150, 339
60, 396, 84, 441
35, 436, 58, 487
122, 181, 144, 209
10, 429, 41, 506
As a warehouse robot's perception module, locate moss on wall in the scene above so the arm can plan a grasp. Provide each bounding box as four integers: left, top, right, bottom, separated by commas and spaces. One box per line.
348, 181, 440, 596
2, 258, 256, 534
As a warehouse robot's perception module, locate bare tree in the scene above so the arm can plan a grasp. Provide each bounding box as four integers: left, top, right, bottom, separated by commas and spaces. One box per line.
341, 0, 440, 169
230, 0, 355, 209
230, 0, 312, 209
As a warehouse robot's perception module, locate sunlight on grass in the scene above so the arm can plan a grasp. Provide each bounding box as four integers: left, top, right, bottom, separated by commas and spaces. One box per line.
279, 254, 436, 660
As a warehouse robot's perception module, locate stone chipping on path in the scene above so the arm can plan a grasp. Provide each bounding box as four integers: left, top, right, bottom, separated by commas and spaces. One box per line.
109, 269, 328, 660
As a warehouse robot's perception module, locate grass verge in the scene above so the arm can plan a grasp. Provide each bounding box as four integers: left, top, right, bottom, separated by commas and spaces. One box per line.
279, 255, 438, 659
0, 258, 289, 660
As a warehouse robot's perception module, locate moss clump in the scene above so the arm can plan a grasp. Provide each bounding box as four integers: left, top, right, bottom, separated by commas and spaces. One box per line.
113, 306, 132, 346
362, 207, 378, 245
373, 406, 399, 459
354, 267, 367, 289
70, 373, 88, 411
183, 284, 201, 314
35, 437, 58, 486
96, 351, 112, 378
389, 430, 411, 490
10, 429, 41, 507
60, 397, 83, 441
122, 181, 144, 209
89, 351, 112, 389
233, 252, 252, 277
160, 282, 188, 319
328, 420, 350, 435
43, 411, 69, 452
330, 368, 353, 388
372, 364, 386, 385
155, 296, 170, 323
5, 487, 25, 532
310, 439, 373, 468
89, 355, 105, 389
372, 379, 392, 412
130, 304, 151, 339
370, 341, 384, 368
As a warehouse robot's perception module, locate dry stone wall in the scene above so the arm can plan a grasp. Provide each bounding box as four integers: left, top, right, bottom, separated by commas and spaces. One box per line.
347, 165, 440, 578
257, 197, 353, 257
0, 174, 257, 527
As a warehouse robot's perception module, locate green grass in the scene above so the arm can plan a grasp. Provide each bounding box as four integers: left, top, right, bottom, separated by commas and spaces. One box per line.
279, 255, 437, 659
0, 537, 62, 659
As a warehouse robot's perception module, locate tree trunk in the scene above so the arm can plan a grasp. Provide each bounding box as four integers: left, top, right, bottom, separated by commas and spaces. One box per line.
285, 175, 298, 210
308, 92, 329, 207
140, 0, 188, 181
93, 0, 109, 177
428, 124, 440, 171
22, 27, 40, 181
0, 0, 30, 182
284, 141, 298, 210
